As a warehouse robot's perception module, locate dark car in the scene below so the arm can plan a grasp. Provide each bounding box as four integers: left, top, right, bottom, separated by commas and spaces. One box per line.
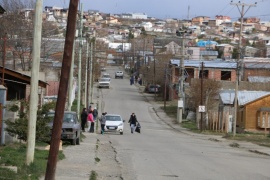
147, 84, 161, 93
47, 111, 81, 145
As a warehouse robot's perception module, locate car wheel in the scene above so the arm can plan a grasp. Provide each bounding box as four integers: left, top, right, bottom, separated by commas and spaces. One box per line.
76, 137, 80, 145
120, 132, 123, 135
71, 138, 76, 145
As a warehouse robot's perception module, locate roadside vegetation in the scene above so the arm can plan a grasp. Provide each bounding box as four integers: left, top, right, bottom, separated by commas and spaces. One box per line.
0, 143, 64, 180
162, 105, 270, 147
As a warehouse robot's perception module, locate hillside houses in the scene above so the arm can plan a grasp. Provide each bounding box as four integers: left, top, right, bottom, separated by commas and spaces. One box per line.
1, 5, 270, 133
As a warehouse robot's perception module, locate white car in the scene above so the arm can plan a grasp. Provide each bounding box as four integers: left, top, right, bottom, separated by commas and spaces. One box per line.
104, 114, 125, 135
98, 78, 110, 88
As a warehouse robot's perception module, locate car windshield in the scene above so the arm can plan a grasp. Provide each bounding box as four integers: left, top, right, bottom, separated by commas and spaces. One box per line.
102, 74, 110, 78
105, 115, 121, 121
47, 113, 76, 123
100, 78, 110, 82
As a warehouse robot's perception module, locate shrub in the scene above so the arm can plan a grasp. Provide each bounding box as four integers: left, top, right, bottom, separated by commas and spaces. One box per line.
5, 101, 56, 143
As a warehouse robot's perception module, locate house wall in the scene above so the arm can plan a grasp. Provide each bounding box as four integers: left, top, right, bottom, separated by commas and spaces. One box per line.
242, 95, 270, 130
244, 69, 270, 81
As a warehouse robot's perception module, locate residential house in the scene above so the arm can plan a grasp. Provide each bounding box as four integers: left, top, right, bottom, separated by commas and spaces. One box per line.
186, 47, 201, 60
216, 44, 234, 59
219, 90, 270, 132
170, 59, 237, 85
197, 40, 218, 49
200, 50, 218, 60
153, 37, 184, 55
215, 15, 231, 25
141, 22, 153, 31
191, 16, 210, 25
243, 60, 270, 81
0, 66, 47, 101
243, 46, 259, 57
266, 42, 270, 58
243, 17, 260, 24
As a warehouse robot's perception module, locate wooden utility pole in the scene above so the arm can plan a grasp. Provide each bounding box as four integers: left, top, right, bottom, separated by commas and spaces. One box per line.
1, 33, 7, 85
230, 1, 256, 137
45, 0, 79, 179
26, 0, 43, 165
200, 62, 204, 131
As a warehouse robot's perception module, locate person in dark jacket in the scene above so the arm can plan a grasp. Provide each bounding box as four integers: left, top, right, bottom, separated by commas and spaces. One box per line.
80, 108, 88, 132
128, 113, 138, 133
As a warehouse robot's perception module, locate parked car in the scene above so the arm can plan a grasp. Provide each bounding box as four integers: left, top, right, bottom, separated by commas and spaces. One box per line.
98, 78, 110, 88
47, 111, 81, 145
147, 84, 161, 93
102, 73, 111, 80
104, 114, 125, 135
115, 71, 124, 79
100, 66, 106, 71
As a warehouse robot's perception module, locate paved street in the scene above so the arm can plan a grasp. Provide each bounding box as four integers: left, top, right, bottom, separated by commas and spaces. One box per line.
47, 66, 270, 180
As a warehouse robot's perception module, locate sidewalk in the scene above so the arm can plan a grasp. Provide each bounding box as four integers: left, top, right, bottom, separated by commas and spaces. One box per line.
136, 84, 270, 157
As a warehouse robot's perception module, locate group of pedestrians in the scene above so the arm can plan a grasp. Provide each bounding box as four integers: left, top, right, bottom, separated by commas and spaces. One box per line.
80, 106, 98, 133
81, 107, 140, 134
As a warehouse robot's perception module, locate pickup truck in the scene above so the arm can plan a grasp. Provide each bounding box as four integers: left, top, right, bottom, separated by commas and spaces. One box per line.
115, 71, 124, 79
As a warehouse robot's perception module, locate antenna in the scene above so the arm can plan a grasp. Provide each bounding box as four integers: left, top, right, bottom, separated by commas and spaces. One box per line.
187, 5, 190, 20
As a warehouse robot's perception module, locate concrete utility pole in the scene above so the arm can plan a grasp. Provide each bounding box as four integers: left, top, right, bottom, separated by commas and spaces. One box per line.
77, 3, 83, 116
89, 41, 93, 104
26, 0, 43, 165
68, 41, 75, 111
177, 37, 185, 123
84, 42, 89, 106
45, 0, 78, 179
230, 1, 257, 137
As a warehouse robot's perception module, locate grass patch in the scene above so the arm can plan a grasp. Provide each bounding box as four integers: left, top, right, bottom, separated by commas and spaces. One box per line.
229, 142, 240, 148
90, 170, 98, 180
181, 121, 198, 131
161, 105, 177, 119
225, 133, 270, 147
0, 143, 64, 179
95, 157, 100, 163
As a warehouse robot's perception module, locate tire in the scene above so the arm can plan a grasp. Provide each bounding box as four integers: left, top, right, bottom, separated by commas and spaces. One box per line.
71, 138, 76, 145
120, 132, 123, 135
76, 137, 80, 145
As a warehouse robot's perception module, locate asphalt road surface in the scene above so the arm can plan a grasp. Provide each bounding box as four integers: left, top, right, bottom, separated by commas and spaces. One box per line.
95, 66, 270, 180
47, 66, 270, 180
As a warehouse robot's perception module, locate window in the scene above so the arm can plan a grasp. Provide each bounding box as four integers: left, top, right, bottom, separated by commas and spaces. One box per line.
221, 71, 231, 81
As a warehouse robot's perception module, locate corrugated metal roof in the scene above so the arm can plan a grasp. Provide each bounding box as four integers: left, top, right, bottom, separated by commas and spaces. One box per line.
170, 59, 236, 69
220, 90, 270, 106
200, 51, 218, 56
248, 76, 270, 82
245, 62, 270, 69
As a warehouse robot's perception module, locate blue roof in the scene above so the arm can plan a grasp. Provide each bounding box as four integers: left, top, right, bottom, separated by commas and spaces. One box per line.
197, 40, 218, 47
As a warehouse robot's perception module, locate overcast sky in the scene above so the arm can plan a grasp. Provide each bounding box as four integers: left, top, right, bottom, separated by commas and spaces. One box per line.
43, 0, 270, 21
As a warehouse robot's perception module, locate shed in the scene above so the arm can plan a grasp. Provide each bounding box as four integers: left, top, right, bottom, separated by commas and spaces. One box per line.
219, 90, 270, 131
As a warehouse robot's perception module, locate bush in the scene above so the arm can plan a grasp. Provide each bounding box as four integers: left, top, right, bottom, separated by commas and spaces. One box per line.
5, 101, 56, 143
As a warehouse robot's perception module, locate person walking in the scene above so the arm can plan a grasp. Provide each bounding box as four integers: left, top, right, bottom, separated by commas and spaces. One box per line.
128, 113, 138, 133
99, 112, 107, 134
87, 110, 95, 133
93, 107, 98, 121
80, 108, 88, 132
